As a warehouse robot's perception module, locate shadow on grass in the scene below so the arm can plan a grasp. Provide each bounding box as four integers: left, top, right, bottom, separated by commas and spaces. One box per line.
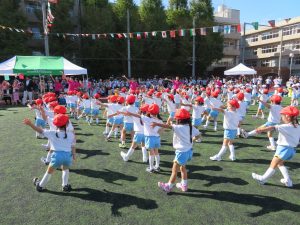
76, 148, 110, 159
45, 188, 158, 216
75, 133, 94, 137
160, 160, 223, 173
189, 173, 249, 186
171, 189, 300, 217
76, 139, 84, 143
71, 168, 137, 185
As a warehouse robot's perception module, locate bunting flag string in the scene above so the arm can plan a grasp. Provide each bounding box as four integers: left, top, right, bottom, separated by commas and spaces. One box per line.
0, 23, 247, 40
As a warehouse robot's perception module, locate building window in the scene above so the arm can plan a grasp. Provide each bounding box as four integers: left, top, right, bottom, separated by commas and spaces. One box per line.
246, 61, 257, 67
261, 59, 276, 67
261, 31, 279, 40
262, 45, 278, 54
246, 35, 258, 43
283, 41, 300, 51
283, 24, 300, 36
294, 56, 300, 65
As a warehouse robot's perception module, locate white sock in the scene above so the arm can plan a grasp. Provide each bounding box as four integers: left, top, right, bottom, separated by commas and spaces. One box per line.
261, 168, 275, 181
39, 173, 51, 187
168, 182, 175, 188
46, 151, 52, 162
122, 140, 125, 145
142, 147, 147, 160
105, 125, 110, 134
114, 128, 119, 136
85, 116, 89, 121
149, 155, 155, 170
237, 128, 241, 136
182, 179, 188, 185
269, 137, 276, 147
107, 129, 113, 138
155, 155, 160, 168
229, 145, 235, 158
96, 118, 99, 124
205, 120, 210, 127
214, 121, 217, 129
278, 166, 291, 182
62, 170, 69, 186
90, 118, 93, 123
248, 130, 257, 136
217, 145, 227, 158
126, 148, 134, 159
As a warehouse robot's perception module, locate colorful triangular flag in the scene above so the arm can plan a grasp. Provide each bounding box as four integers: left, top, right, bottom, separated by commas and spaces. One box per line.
117, 33, 123, 38
251, 22, 259, 30
284, 18, 291, 23
170, 30, 176, 38
144, 32, 149, 38
110, 33, 114, 38
268, 20, 276, 28
200, 28, 206, 36
190, 29, 196, 36
213, 26, 219, 33
179, 29, 185, 37
152, 31, 157, 37
123, 33, 128, 38
162, 31, 167, 38
136, 32, 141, 39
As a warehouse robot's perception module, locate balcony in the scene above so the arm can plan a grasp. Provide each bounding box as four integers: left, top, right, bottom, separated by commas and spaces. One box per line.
223, 47, 240, 56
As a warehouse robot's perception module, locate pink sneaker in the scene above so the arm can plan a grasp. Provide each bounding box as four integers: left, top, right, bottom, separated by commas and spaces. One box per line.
157, 182, 172, 193
176, 183, 188, 192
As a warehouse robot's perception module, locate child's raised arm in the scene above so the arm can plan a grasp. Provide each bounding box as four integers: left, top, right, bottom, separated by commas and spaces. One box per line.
23, 118, 43, 134
151, 122, 172, 129
124, 111, 141, 118
258, 99, 271, 109
256, 126, 275, 133
211, 107, 225, 113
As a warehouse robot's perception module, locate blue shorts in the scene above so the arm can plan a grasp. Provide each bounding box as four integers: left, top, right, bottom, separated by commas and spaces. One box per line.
78, 106, 84, 111
67, 103, 71, 108
245, 101, 250, 106
192, 118, 202, 126
133, 133, 145, 144
84, 108, 91, 114
174, 149, 193, 166
91, 108, 100, 116
224, 129, 237, 140
134, 102, 140, 108
107, 117, 114, 124
258, 103, 265, 110
70, 103, 76, 108
145, 136, 161, 149
124, 122, 134, 132
205, 108, 211, 114
50, 151, 72, 168
113, 117, 124, 125
275, 145, 295, 161
35, 118, 46, 128
209, 110, 219, 118
169, 112, 175, 119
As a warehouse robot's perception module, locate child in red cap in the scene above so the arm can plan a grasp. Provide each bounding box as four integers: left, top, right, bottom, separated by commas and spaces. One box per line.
203, 91, 223, 131
163, 94, 176, 125
210, 99, 240, 161
152, 108, 201, 193
251, 106, 300, 188
27, 99, 46, 139
23, 114, 76, 192
253, 88, 269, 119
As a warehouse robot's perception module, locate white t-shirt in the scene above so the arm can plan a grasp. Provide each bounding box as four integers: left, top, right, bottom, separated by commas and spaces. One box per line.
70, 95, 78, 104
192, 105, 205, 119
172, 124, 200, 152
237, 101, 247, 117
91, 99, 100, 109
223, 110, 240, 130
259, 93, 269, 102
113, 104, 123, 119
43, 130, 75, 152
106, 103, 117, 116
153, 97, 162, 108
268, 104, 282, 124
244, 92, 252, 102
209, 97, 223, 109
82, 99, 91, 109
181, 98, 191, 111
141, 115, 162, 137
35, 109, 43, 120
275, 124, 300, 147
143, 96, 155, 105
165, 99, 176, 113
121, 105, 139, 123
133, 116, 144, 133
174, 94, 181, 104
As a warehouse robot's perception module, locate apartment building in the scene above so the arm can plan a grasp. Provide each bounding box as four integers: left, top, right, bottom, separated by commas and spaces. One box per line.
208, 4, 241, 74
243, 17, 300, 77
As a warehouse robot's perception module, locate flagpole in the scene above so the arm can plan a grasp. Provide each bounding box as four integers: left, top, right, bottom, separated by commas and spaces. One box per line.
127, 9, 131, 78
42, 0, 50, 56
242, 22, 246, 64
278, 28, 283, 77
192, 17, 196, 80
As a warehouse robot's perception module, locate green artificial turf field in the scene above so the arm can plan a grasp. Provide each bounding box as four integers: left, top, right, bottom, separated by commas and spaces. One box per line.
0, 102, 299, 225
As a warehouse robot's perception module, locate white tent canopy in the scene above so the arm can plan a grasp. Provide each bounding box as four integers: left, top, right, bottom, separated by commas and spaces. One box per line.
224, 63, 257, 76
0, 56, 16, 75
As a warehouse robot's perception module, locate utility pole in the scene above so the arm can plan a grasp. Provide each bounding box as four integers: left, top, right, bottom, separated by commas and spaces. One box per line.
278, 28, 283, 77
42, 0, 50, 56
127, 9, 131, 78
242, 22, 246, 64
192, 17, 196, 80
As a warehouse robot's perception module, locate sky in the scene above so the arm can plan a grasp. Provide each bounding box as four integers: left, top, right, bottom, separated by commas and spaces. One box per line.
131, 0, 300, 24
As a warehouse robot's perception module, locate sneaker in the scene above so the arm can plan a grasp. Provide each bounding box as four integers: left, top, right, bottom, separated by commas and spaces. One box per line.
209, 155, 221, 161
252, 115, 258, 118
176, 183, 188, 192
146, 167, 155, 173
40, 157, 49, 165
105, 137, 111, 142
195, 139, 202, 143
120, 151, 128, 162
154, 166, 161, 172
33, 177, 44, 192
157, 182, 172, 193
267, 145, 276, 151
62, 184, 72, 192
240, 129, 248, 138
119, 143, 127, 148
280, 178, 293, 188
252, 173, 265, 185
41, 144, 50, 151
229, 155, 236, 161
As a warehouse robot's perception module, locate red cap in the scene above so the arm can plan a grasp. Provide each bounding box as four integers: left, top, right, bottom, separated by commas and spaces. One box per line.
234, 88, 240, 94
76, 91, 82, 97
48, 96, 56, 102
206, 87, 211, 92
126, 95, 136, 104
278, 87, 283, 93
212, 91, 219, 98
168, 94, 174, 100
121, 87, 127, 93
270, 95, 282, 104
237, 92, 244, 101
206, 91, 211, 96
94, 93, 100, 99
263, 89, 269, 94
130, 90, 135, 94
53, 114, 69, 127
140, 104, 149, 112
48, 92, 56, 97
54, 105, 67, 114
135, 90, 140, 95
67, 91, 73, 95
35, 99, 43, 105
215, 89, 221, 94
155, 92, 162, 97
200, 87, 205, 91
246, 88, 251, 93
49, 101, 59, 108
118, 96, 125, 104
175, 108, 190, 120
147, 91, 153, 96
280, 106, 299, 117
165, 88, 170, 93
148, 104, 159, 115
110, 95, 118, 103
195, 96, 204, 103
82, 94, 89, 99
229, 99, 240, 109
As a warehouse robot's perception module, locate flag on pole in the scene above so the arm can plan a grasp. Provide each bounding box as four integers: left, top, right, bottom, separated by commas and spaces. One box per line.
213, 26, 219, 33
110, 33, 114, 38
136, 32, 141, 39
162, 31, 167, 38
179, 29, 185, 37
170, 30, 176, 38
190, 29, 196, 36
117, 33, 123, 38
251, 22, 259, 30
223, 25, 231, 34
237, 24, 241, 33
92, 34, 96, 40
152, 31, 157, 37
268, 20, 276, 28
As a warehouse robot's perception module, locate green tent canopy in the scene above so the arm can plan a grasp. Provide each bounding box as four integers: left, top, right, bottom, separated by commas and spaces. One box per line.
0, 56, 87, 76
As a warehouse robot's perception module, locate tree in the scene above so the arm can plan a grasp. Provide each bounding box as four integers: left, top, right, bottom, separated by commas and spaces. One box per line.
0, 0, 30, 61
